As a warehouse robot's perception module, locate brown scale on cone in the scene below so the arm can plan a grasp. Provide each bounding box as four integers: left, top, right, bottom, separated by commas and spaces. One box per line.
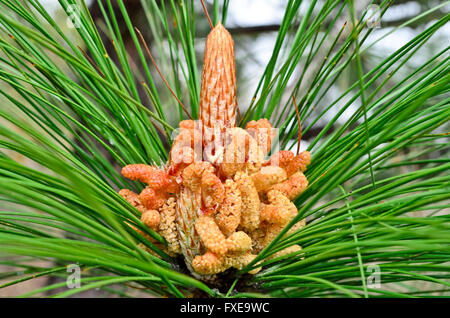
118, 23, 311, 279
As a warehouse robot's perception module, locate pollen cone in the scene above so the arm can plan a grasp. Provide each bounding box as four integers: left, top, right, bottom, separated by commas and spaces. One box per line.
199, 22, 237, 130
176, 186, 205, 278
